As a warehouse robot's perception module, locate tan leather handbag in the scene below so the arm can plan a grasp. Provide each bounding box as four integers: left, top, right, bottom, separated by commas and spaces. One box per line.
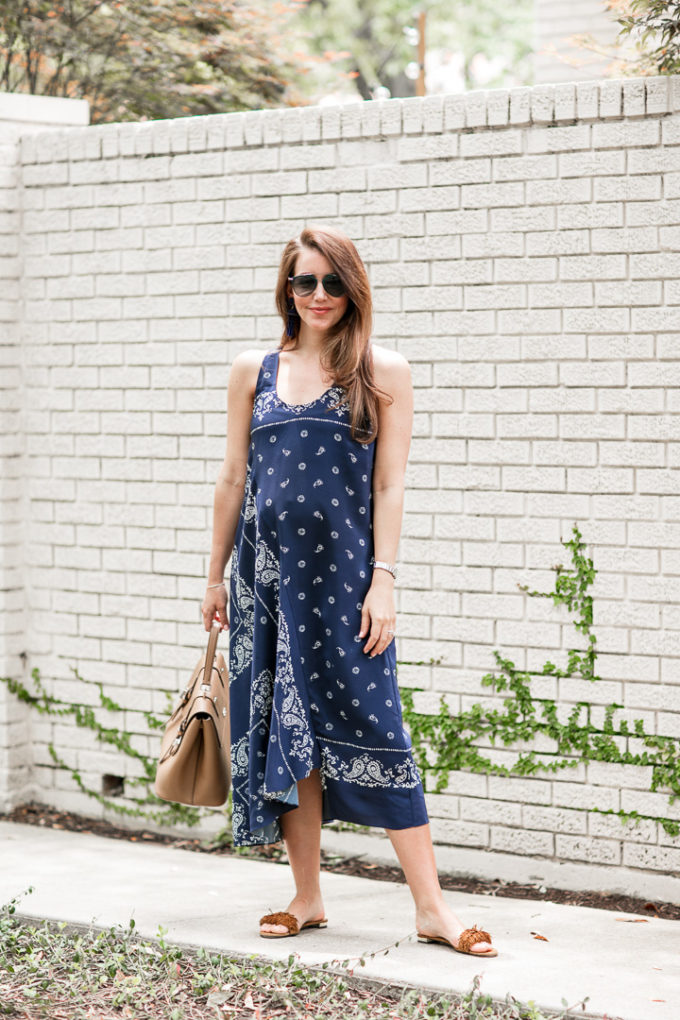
154, 620, 231, 807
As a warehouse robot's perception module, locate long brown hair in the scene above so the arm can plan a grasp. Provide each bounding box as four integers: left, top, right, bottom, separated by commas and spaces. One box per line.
274, 224, 392, 444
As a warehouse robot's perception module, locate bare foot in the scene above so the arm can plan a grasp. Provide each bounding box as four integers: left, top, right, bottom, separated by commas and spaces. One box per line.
259, 893, 326, 936
416, 901, 495, 955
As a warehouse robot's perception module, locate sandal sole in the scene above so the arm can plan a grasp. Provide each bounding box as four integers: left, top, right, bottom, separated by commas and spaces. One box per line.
259, 919, 328, 939
417, 933, 498, 957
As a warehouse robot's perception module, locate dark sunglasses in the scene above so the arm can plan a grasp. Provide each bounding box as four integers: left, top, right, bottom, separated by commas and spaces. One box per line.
287, 273, 347, 298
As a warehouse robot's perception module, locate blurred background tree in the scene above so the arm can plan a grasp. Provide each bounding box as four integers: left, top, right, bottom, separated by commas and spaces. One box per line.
0, 0, 314, 121
1, 0, 535, 120
568, 0, 680, 77
290, 0, 534, 103
2, 0, 675, 124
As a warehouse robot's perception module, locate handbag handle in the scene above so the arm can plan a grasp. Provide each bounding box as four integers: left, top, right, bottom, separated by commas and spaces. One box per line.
202, 619, 221, 685
169, 620, 222, 722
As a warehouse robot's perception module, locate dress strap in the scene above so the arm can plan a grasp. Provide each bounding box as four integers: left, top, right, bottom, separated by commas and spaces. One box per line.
254, 349, 279, 399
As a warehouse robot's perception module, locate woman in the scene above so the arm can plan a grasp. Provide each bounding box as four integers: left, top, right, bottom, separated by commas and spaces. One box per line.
201, 224, 497, 958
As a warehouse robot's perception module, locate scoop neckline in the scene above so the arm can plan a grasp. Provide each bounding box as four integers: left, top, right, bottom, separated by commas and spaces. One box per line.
271, 349, 341, 410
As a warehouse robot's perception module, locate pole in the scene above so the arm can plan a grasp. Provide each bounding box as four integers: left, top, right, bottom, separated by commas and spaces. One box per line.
416, 8, 426, 96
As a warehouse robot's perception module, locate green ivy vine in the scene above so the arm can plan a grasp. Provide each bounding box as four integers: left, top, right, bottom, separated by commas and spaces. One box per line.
2, 522, 679, 845
1, 664, 211, 832
401, 522, 680, 838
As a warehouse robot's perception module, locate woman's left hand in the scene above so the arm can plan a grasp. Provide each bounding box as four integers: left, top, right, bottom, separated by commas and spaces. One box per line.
358, 573, 396, 658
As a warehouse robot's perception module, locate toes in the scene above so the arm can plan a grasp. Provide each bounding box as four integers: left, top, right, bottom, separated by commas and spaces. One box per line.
260, 924, 288, 935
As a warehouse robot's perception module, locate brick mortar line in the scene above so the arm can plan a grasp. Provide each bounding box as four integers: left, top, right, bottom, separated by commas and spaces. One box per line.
17, 75, 680, 164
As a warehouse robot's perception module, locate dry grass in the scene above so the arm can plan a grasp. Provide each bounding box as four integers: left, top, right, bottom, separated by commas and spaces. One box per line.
0, 887, 591, 1020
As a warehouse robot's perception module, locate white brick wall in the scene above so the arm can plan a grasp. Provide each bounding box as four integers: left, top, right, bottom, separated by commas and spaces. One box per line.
3, 77, 680, 892
0, 120, 29, 812
0, 95, 92, 812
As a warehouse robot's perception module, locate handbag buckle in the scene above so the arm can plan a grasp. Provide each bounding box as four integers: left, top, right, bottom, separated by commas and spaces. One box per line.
159, 734, 182, 764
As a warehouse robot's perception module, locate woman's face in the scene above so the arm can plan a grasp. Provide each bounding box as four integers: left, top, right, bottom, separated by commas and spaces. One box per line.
287, 248, 349, 336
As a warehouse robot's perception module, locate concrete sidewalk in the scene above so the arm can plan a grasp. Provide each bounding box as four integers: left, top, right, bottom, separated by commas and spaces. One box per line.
1, 820, 678, 1020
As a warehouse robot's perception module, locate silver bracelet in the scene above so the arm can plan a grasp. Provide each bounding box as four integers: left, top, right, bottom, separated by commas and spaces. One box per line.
207, 580, 226, 589
370, 557, 397, 580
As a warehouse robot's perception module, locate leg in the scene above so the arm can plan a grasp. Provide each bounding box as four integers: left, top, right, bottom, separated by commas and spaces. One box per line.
385, 822, 495, 955
259, 769, 326, 935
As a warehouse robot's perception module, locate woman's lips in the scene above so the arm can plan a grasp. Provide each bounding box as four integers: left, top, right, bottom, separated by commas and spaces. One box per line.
311, 308, 330, 314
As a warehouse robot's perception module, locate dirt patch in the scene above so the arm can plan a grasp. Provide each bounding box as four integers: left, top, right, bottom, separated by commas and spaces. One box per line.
2, 800, 678, 921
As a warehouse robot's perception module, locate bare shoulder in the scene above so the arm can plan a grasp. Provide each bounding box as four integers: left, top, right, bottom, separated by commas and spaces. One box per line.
229, 347, 272, 397
370, 343, 411, 397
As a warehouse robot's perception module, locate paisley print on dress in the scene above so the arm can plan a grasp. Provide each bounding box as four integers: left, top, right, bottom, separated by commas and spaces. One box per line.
228, 348, 428, 846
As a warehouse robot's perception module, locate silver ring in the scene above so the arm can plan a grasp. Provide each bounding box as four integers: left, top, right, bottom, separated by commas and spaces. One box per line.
386, 629, 395, 635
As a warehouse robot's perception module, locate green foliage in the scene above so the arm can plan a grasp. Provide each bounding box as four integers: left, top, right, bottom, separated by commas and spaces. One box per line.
1, 661, 209, 831
0, 0, 311, 122
292, 0, 534, 102
2, 521, 679, 848
401, 522, 680, 838
614, 0, 680, 75
0, 886, 587, 1019
569, 0, 680, 80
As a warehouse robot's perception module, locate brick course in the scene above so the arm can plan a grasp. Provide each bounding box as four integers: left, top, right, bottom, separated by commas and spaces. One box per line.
2, 78, 680, 887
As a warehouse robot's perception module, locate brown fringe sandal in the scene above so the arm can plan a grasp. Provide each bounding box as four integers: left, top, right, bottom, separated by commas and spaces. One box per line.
417, 924, 498, 958
259, 911, 328, 939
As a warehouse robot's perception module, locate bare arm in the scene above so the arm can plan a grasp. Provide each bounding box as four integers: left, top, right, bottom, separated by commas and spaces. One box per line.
202, 349, 263, 631
359, 349, 413, 656
371, 351, 413, 567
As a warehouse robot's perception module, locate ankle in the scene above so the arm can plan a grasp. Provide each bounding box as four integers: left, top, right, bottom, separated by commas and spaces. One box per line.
291, 890, 323, 908
415, 895, 446, 918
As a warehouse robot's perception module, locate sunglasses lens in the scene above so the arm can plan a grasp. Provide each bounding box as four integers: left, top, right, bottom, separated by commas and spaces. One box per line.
324, 275, 345, 297
293, 275, 316, 295
291, 274, 346, 297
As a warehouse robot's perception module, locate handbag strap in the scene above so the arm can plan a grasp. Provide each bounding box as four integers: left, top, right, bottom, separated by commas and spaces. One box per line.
203, 620, 221, 683
168, 621, 223, 724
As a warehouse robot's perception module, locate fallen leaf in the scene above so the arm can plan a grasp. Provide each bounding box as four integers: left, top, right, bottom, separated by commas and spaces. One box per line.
651, 1000, 666, 1003
644, 902, 659, 912
530, 930, 549, 941
206, 989, 230, 1008
615, 917, 648, 923
244, 990, 255, 1009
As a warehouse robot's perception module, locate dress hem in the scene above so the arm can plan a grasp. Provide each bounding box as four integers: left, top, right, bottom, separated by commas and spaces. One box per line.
235, 770, 429, 848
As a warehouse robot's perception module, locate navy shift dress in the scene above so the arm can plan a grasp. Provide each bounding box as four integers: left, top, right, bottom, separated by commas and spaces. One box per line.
228, 348, 429, 847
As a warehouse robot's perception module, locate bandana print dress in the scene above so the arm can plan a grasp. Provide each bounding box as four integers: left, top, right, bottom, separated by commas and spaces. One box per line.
228, 348, 428, 847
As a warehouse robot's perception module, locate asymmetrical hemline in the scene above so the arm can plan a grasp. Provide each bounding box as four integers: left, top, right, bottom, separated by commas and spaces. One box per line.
228, 348, 429, 847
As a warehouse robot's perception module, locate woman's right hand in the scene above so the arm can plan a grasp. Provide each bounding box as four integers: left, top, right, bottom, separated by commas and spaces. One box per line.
202, 583, 230, 632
